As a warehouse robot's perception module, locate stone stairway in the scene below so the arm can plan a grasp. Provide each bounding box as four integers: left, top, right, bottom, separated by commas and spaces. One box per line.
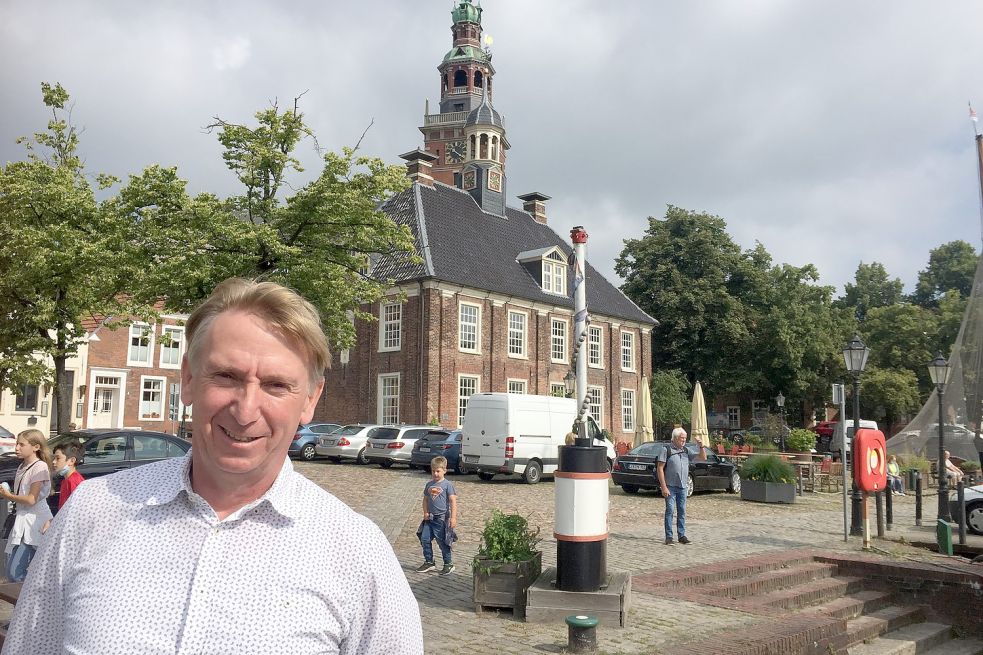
637, 551, 983, 655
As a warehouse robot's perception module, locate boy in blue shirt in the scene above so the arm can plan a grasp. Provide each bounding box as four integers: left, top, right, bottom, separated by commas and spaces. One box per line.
416, 456, 458, 575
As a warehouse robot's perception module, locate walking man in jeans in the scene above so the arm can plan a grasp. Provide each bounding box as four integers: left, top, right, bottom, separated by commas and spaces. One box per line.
657, 427, 706, 545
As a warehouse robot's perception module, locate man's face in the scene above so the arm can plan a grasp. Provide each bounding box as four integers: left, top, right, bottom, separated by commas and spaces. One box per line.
182, 310, 324, 491
672, 431, 687, 448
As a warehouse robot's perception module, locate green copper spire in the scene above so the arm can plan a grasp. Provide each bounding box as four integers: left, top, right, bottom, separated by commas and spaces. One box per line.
452, 0, 482, 25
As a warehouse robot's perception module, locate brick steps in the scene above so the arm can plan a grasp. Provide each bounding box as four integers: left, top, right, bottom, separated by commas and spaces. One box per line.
699, 562, 838, 599
845, 621, 953, 655
807, 590, 896, 620
829, 606, 926, 652
758, 575, 868, 610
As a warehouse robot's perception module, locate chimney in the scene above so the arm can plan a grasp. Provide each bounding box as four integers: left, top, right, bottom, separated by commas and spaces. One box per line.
399, 148, 439, 187
517, 191, 551, 224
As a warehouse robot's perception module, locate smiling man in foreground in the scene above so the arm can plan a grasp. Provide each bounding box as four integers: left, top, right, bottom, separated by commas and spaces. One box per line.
4, 278, 423, 654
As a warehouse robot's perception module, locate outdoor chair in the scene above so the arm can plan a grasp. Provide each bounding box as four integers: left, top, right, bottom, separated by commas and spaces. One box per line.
716, 444, 726, 456
728, 445, 739, 456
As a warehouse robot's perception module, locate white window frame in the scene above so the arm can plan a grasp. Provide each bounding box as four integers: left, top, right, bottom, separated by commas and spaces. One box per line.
14, 384, 39, 413
507, 310, 528, 359
550, 318, 568, 364
378, 302, 402, 352
458, 301, 482, 353
340, 310, 354, 365
621, 330, 635, 371
139, 376, 166, 421
588, 325, 603, 369
728, 406, 741, 430
127, 323, 154, 367
507, 379, 527, 394
377, 373, 400, 425
542, 254, 567, 296
159, 326, 184, 369
550, 382, 566, 398
587, 385, 604, 429
621, 388, 635, 433
458, 375, 480, 427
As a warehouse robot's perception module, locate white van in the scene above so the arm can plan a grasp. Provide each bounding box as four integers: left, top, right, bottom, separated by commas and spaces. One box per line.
829, 419, 878, 457
461, 393, 615, 484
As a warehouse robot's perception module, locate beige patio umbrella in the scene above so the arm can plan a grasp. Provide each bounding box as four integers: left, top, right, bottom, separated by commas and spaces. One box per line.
635, 375, 654, 447
691, 380, 709, 448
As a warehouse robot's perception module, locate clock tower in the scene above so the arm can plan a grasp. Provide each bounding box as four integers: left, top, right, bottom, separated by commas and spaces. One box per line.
420, 0, 509, 186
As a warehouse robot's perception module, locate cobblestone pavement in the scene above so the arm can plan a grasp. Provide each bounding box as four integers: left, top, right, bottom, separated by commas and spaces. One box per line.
297, 460, 981, 654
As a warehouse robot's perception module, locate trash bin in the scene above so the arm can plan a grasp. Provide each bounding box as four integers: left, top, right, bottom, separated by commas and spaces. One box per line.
906, 469, 917, 491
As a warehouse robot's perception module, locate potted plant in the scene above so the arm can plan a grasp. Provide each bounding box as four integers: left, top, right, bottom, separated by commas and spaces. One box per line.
786, 429, 816, 462
959, 460, 981, 484
472, 511, 542, 618
739, 454, 796, 504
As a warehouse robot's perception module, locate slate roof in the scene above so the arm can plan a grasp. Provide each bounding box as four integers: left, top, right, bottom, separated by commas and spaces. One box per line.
373, 182, 656, 326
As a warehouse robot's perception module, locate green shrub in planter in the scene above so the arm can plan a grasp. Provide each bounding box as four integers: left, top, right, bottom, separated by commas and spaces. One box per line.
899, 454, 930, 474
786, 429, 816, 453
739, 454, 795, 484
959, 460, 981, 474
473, 511, 541, 573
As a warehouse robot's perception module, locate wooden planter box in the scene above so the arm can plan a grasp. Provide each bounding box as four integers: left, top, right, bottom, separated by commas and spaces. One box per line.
472, 551, 542, 619
741, 479, 795, 504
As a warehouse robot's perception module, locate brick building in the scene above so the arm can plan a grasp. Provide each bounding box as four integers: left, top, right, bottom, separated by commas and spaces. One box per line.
81, 313, 190, 434
313, 1, 656, 440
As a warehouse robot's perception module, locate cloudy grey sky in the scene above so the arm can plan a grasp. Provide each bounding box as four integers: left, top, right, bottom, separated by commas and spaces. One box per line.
2, 1, 982, 295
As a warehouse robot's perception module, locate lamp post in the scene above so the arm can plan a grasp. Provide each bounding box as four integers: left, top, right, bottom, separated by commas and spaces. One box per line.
563, 370, 576, 399
928, 352, 952, 522
843, 335, 870, 536
775, 391, 786, 452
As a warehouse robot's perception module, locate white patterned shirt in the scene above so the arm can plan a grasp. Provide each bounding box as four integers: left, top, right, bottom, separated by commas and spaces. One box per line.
2, 453, 423, 655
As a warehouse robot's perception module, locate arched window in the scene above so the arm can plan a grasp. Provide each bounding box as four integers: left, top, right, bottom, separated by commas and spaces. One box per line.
474, 70, 484, 90
479, 134, 489, 160
454, 70, 468, 88
469, 134, 476, 160
491, 136, 498, 161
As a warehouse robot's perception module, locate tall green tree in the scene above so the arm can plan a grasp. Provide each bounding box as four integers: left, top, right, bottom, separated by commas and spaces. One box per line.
835, 261, 904, 322
616, 206, 755, 391
861, 303, 939, 395
649, 369, 691, 437
857, 366, 921, 428
133, 99, 417, 347
911, 240, 978, 308
0, 83, 153, 432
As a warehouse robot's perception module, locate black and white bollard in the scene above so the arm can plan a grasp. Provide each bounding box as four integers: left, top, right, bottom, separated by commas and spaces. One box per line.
565, 614, 599, 653
555, 444, 608, 592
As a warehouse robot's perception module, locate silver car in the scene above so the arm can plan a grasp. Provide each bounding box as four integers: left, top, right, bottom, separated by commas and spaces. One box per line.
315, 424, 394, 465
949, 483, 983, 535
364, 425, 435, 468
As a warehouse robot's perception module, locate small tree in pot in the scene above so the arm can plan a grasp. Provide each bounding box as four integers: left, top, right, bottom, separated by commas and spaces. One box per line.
472, 511, 542, 618
740, 454, 796, 504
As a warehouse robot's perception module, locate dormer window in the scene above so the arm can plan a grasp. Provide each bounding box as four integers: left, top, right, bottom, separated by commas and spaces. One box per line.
542, 251, 567, 295
516, 246, 568, 296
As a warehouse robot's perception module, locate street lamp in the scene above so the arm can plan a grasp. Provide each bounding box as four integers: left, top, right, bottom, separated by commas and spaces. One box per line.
563, 369, 576, 399
843, 335, 870, 536
928, 352, 952, 522
775, 392, 786, 452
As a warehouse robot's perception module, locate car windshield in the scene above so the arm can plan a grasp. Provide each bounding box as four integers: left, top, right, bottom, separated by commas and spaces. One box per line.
369, 427, 400, 440
630, 442, 665, 457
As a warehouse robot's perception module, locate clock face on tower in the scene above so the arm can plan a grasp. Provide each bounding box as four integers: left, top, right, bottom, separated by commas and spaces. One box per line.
446, 140, 467, 163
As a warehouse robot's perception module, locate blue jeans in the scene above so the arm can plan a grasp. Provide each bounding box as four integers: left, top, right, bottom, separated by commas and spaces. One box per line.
664, 486, 687, 540
5, 543, 36, 583
420, 516, 452, 565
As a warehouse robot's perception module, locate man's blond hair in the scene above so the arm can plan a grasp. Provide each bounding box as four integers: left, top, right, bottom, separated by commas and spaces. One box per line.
185, 278, 331, 388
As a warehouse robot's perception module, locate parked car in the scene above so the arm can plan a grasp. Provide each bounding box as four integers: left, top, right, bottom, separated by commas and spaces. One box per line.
364, 425, 435, 468
315, 424, 394, 465
949, 483, 983, 535
409, 430, 468, 474
611, 441, 740, 497
0, 425, 15, 454
0, 428, 190, 512
289, 422, 341, 461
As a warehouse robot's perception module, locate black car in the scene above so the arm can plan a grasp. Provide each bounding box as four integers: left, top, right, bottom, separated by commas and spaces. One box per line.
0, 429, 191, 511
611, 441, 741, 497
409, 430, 468, 474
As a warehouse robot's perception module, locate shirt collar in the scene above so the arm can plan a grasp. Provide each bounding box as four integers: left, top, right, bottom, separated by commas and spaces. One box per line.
145, 452, 300, 521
